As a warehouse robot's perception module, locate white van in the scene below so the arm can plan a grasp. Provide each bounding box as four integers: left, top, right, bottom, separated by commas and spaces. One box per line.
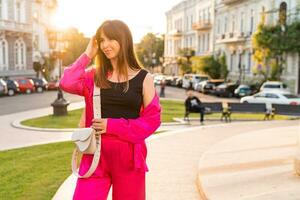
260, 81, 289, 92
182, 74, 209, 89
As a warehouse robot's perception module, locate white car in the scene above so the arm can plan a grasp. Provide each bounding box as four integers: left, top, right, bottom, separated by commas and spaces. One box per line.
260, 81, 289, 92
194, 80, 208, 92
240, 91, 300, 105
153, 74, 164, 85
182, 74, 209, 89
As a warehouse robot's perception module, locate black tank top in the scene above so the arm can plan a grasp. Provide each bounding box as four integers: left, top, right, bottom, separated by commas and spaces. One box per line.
100, 69, 148, 119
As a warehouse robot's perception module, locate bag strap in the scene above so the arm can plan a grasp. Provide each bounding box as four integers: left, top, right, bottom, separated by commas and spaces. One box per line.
71, 85, 102, 178
71, 130, 100, 178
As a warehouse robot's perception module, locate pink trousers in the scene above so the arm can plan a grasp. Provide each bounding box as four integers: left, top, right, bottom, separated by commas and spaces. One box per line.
73, 135, 146, 200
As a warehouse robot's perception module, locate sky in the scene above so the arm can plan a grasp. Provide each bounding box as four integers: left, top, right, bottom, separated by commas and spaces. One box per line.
52, 0, 183, 42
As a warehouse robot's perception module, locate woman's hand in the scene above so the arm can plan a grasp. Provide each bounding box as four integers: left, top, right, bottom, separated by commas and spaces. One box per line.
84, 35, 98, 59
92, 118, 107, 134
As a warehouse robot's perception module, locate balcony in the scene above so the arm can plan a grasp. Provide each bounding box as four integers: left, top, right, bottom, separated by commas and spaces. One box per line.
0, 20, 32, 33
192, 20, 212, 31
222, 0, 243, 5
216, 32, 248, 44
169, 29, 183, 38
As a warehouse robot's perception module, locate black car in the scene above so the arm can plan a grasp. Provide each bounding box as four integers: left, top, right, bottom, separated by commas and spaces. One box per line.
30, 78, 48, 93
214, 83, 239, 97
5, 79, 20, 96
203, 80, 224, 94
0, 78, 7, 96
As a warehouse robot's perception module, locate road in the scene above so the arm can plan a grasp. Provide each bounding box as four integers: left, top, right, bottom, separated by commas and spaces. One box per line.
0, 86, 239, 115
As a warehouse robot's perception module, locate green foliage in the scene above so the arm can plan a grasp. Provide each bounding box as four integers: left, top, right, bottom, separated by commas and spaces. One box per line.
198, 55, 228, 79
135, 33, 164, 69
176, 48, 195, 74
62, 28, 89, 67
33, 62, 42, 78
219, 55, 229, 80
252, 17, 300, 81
41, 56, 56, 81
177, 57, 192, 74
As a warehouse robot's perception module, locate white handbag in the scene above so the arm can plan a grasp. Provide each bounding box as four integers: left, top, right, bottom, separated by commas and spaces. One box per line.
71, 85, 101, 178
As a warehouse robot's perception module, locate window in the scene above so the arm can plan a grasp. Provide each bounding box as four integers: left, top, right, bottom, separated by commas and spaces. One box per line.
16, 1, 21, 22
14, 38, 26, 70
207, 33, 210, 51
247, 52, 252, 73
283, 94, 299, 99
250, 10, 254, 34
240, 12, 244, 32
217, 19, 221, 34
199, 10, 201, 22
0, 0, 2, 19
224, 17, 228, 33
254, 93, 266, 98
266, 93, 279, 98
232, 15, 236, 32
0, 39, 8, 70
202, 34, 205, 52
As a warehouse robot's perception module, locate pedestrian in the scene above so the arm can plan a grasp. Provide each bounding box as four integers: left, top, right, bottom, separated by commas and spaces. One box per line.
160, 77, 166, 97
60, 20, 161, 200
184, 87, 205, 125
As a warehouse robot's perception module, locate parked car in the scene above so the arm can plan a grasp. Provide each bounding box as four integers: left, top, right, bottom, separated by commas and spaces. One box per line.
0, 78, 8, 96
153, 74, 164, 85
164, 76, 174, 86
202, 79, 225, 94
241, 91, 300, 105
170, 76, 180, 86
48, 80, 59, 90
175, 77, 183, 88
234, 84, 253, 98
4, 79, 20, 96
214, 83, 239, 97
260, 81, 289, 92
30, 78, 48, 92
182, 74, 209, 89
194, 80, 208, 92
14, 78, 35, 94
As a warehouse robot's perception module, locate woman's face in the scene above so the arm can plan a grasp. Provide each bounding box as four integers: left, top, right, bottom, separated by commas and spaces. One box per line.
99, 31, 120, 60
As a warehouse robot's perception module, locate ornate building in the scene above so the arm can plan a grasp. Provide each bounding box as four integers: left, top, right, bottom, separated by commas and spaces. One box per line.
0, 0, 57, 78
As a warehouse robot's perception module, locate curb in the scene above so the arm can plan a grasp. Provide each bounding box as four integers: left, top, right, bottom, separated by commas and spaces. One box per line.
12, 118, 188, 132
12, 115, 282, 132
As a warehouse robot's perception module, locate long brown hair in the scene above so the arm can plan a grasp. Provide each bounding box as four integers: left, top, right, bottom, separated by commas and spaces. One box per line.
94, 20, 141, 92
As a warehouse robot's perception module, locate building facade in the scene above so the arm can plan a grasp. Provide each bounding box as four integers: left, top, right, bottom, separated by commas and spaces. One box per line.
215, 0, 300, 93
165, 0, 300, 94
0, 0, 56, 78
164, 0, 214, 75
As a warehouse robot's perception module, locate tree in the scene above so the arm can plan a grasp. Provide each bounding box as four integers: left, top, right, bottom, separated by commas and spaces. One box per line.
252, 7, 300, 81
177, 57, 192, 74
177, 48, 195, 74
135, 33, 164, 70
190, 55, 228, 79
62, 28, 89, 67
33, 62, 42, 78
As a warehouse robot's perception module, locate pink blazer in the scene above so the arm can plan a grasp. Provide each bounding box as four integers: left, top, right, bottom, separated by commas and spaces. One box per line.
59, 53, 161, 172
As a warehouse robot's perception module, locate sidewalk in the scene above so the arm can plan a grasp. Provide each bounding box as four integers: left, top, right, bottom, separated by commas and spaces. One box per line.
198, 123, 300, 200
0, 99, 188, 151
1, 101, 300, 200
53, 120, 300, 200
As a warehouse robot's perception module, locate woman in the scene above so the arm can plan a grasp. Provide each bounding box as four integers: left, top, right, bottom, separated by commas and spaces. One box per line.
60, 20, 161, 200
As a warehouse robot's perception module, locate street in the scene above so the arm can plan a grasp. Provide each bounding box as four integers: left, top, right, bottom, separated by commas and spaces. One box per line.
0, 86, 239, 116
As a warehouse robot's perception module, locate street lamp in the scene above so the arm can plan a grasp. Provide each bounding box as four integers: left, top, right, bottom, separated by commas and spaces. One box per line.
151, 52, 156, 73
159, 56, 165, 74
48, 29, 70, 116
